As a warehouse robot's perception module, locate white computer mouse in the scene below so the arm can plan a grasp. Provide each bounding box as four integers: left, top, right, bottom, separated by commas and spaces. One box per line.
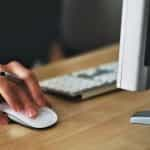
0, 103, 58, 129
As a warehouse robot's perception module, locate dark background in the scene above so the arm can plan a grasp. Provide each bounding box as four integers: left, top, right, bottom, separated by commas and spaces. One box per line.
0, 0, 62, 66
0, 0, 122, 66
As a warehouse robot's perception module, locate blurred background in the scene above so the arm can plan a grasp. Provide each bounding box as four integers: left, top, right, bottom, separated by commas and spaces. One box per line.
0, 0, 122, 67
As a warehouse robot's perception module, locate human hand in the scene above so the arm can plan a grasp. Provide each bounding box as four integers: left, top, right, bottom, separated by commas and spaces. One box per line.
0, 61, 49, 125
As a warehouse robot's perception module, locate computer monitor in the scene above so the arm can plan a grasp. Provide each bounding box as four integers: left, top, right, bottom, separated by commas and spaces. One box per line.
117, 0, 150, 125
117, 0, 150, 91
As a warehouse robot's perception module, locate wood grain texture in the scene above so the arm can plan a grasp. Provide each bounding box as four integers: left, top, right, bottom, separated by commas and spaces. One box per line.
1, 44, 150, 150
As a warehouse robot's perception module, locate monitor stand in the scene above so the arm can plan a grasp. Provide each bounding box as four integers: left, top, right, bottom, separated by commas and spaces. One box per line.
130, 111, 150, 125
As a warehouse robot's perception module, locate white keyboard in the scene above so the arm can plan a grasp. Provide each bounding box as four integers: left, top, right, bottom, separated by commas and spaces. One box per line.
40, 62, 118, 99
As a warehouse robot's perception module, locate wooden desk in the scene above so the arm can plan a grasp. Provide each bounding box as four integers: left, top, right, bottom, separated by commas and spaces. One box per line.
1, 45, 150, 150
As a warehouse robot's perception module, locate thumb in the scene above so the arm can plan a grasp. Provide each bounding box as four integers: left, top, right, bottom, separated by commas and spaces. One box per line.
0, 112, 9, 125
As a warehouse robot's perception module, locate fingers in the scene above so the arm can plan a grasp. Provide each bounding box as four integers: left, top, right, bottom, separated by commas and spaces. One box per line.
0, 77, 23, 112
0, 61, 49, 119
0, 76, 38, 118
0, 113, 9, 125
16, 87, 38, 118
6, 61, 48, 107
21, 72, 47, 107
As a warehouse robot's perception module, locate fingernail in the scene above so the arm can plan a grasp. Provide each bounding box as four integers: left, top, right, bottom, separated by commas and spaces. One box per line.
27, 108, 37, 118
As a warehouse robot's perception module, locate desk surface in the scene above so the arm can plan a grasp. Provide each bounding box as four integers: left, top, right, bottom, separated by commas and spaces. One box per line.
1, 45, 150, 150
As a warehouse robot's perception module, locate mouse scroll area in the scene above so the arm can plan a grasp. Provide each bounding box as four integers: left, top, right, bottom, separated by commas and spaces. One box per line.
0, 104, 58, 129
